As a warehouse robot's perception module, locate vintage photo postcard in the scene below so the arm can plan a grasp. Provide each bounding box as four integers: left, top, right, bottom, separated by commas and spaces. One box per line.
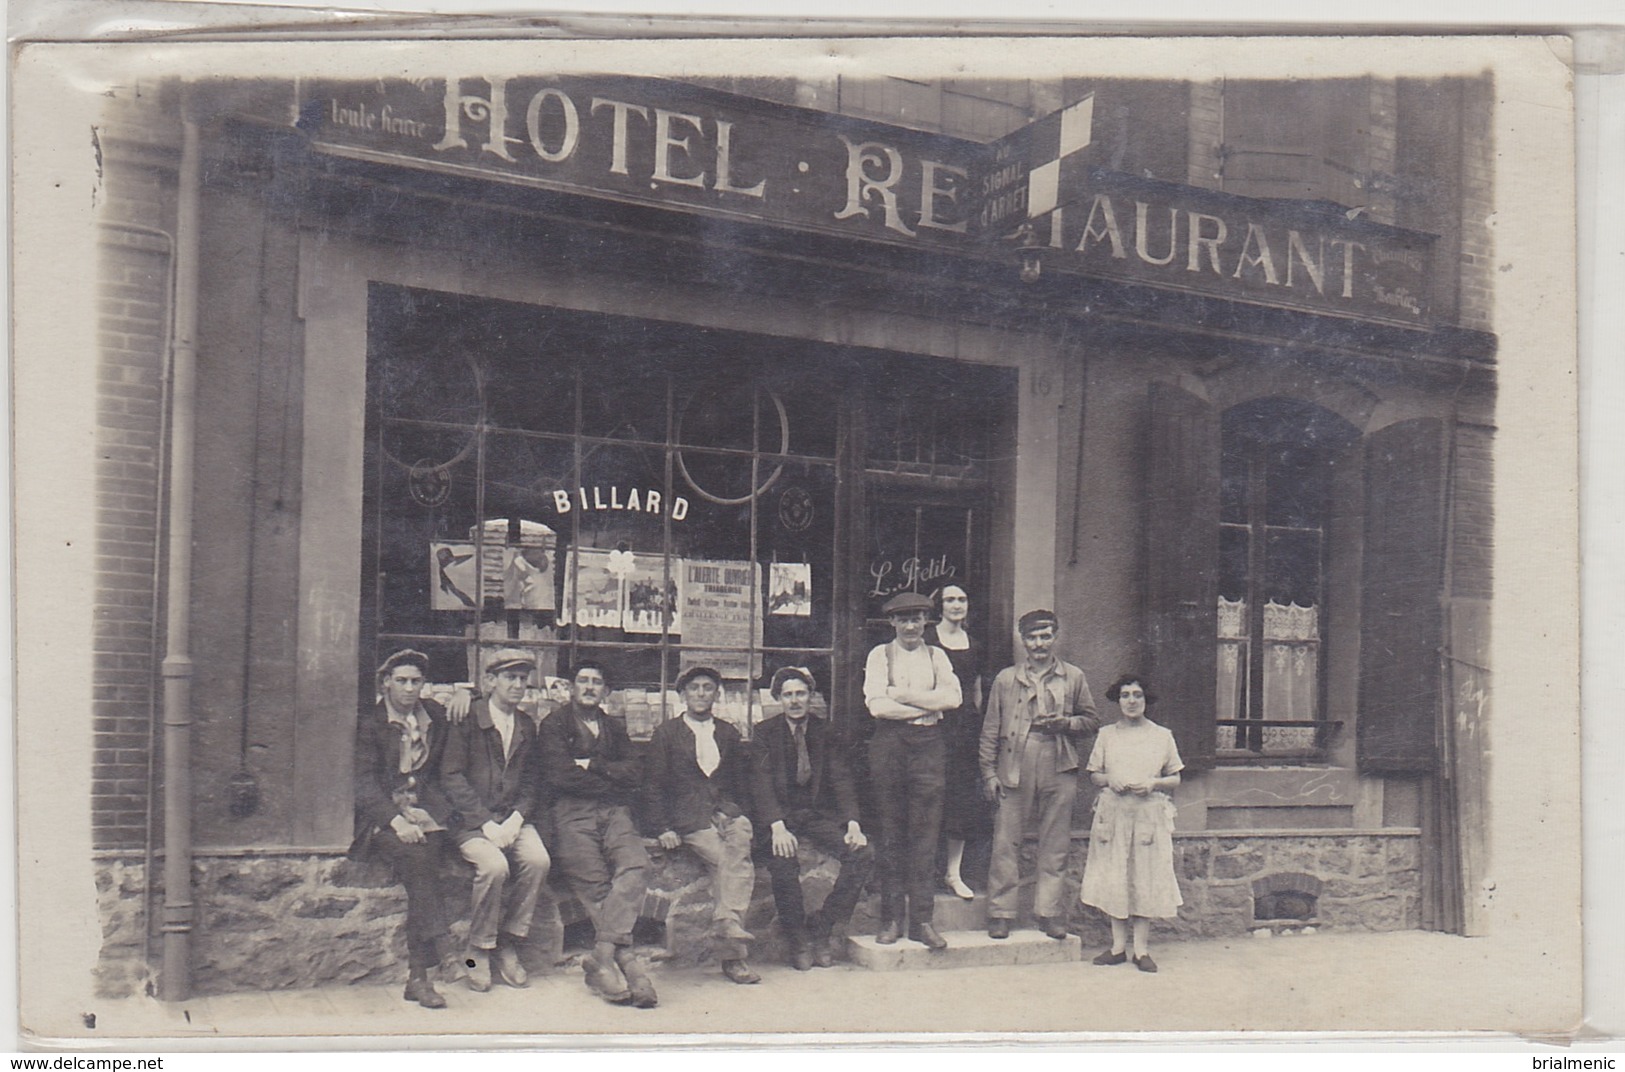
10, 23, 1582, 1045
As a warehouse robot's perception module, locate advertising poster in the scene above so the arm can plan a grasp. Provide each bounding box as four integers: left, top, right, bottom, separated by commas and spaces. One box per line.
768, 562, 812, 616
562, 548, 622, 628
680, 559, 763, 679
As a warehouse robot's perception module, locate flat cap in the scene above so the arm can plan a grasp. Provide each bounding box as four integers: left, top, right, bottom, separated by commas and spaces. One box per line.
675, 665, 723, 690
881, 591, 934, 617
483, 647, 537, 676
1018, 609, 1059, 635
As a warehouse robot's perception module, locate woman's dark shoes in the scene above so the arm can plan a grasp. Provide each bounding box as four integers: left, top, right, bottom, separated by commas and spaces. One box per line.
721, 958, 762, 984
403, 976, 447, 1008
909, 923, 948, 951
1038, 916, 1068, 940
1133, 954, 1159, 973
1092, 949, 1127, 966
987, 917, 1011, 940
875, 920, 903, 945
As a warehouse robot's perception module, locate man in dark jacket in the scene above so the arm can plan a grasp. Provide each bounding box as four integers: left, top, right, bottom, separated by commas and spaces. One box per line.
752, 666, 873, 970
537, 661, 657, 1008
647, 665, 760, 985
440, 647, 551, 993
350, 648, 455, 1008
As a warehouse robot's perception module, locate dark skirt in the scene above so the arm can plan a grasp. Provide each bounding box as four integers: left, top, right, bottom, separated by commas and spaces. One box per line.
941, 703, 991, 841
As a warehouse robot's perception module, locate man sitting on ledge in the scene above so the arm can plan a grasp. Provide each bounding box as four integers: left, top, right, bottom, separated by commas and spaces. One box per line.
647, 666, 761, 985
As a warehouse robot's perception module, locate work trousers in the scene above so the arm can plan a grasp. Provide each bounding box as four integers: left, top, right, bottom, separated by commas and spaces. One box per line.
457, 825, 551, 949
368, 828, 450, 972
681, 812, 755, 960
987, 733, 1079, 920
551, 797, 649, 947
869, 721, 947, 926
756, 810, 875, 941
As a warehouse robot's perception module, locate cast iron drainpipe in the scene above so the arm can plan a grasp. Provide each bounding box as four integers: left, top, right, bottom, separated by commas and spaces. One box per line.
159, 111, 201, 1001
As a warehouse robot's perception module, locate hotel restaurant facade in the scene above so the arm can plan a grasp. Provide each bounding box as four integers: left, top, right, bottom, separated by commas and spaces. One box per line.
90, 70, 1496, 997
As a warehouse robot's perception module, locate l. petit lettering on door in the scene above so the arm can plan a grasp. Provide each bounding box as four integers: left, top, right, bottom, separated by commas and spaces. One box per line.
304, 77, 1434, 325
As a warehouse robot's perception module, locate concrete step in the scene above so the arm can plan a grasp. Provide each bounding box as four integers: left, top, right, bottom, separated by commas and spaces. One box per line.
845, 928, 1082, 971
929, 890, 989, 931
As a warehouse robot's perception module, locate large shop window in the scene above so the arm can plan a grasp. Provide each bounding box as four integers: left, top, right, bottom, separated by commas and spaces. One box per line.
360, 285, 1015, 741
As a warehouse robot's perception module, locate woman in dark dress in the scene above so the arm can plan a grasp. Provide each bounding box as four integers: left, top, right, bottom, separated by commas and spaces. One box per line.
926, 583, 989, 898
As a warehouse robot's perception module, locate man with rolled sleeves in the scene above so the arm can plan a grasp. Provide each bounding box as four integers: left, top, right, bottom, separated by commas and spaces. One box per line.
647, 665, 761, 985
863, 591, 962, 951
537, 660, 658, 1008
980, 609, 1101, 940
751, 666, 873, 970
440, 647, 552, 992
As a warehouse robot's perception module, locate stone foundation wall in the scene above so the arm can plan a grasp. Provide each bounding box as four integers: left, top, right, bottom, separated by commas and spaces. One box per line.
95, 831, 1419, 997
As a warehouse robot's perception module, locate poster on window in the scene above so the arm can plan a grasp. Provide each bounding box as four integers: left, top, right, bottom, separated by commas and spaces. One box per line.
768, 562, 812, 616
624, 557, 683, 635
429, 541, 484, 610
562, 548, 623, 628
680, 559, 762, 679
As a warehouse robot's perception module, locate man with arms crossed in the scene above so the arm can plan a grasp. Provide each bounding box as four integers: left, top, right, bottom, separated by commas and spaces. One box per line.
980, 609, 1100, 940
863, 591, 962, 951
537, 660, 658, 1008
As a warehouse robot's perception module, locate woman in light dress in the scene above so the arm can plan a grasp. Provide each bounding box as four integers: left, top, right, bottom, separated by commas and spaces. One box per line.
1079, 674, 1184, 973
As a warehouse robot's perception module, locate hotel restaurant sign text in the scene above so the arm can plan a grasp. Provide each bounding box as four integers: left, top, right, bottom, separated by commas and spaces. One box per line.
302, 76, 1436, 325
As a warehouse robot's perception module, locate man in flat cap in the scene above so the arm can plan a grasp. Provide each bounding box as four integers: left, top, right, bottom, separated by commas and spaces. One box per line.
439, 647, 551, 992
863, 590, 962, 950
537, 660, 658, 1008
751, 666, 873, 970
350, 648, 456, 1008
647, 665, 761, 984
980, 609, 1100, 940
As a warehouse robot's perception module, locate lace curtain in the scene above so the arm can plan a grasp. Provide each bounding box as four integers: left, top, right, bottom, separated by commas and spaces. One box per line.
1217, 598, 1319, 750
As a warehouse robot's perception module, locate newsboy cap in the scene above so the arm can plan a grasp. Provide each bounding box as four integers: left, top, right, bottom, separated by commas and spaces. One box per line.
483, 647, 537, 676
376, 648, 431, 680
676, 665, 723, 690
881, 591, 934, 617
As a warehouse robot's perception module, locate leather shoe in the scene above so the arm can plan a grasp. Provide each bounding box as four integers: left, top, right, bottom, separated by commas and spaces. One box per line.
1039, 916, 1068, 940
494, 943, 529, 988
1134, 954, 1158, 973
721, 959, 761, 984
614, 948, 659, 1009
987, 917, 1011, 940
1092, 949, 1127, 966
583, 952, 632, 1004
789, 941, 814, 971
717, 921, 756, 943
810, 936, 836, 968
909, 923, 948, 951
875, 920, 902, 945
464, 948, 492, 993
403, 976, 447, 1009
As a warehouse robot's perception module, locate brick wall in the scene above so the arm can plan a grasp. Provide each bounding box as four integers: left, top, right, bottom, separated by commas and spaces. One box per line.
93, 90, 179, 850
1457, 75, 1496, 332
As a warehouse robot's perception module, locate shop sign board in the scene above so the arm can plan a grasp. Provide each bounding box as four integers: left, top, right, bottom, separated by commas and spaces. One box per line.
298, 76, 1436, 326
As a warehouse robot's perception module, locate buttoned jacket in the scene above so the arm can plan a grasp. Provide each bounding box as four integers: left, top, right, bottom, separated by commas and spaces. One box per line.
979, 659, 1100, 788
439, 698, 541, 842
750, 713, 860, 829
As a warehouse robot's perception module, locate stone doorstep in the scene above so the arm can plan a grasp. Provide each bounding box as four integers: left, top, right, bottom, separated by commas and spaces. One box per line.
846, 929, 1082, 972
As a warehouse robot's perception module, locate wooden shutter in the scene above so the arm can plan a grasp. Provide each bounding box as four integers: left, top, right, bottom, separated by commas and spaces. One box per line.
1357, 418, 1447, 773
1144, 382, 1220, 768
